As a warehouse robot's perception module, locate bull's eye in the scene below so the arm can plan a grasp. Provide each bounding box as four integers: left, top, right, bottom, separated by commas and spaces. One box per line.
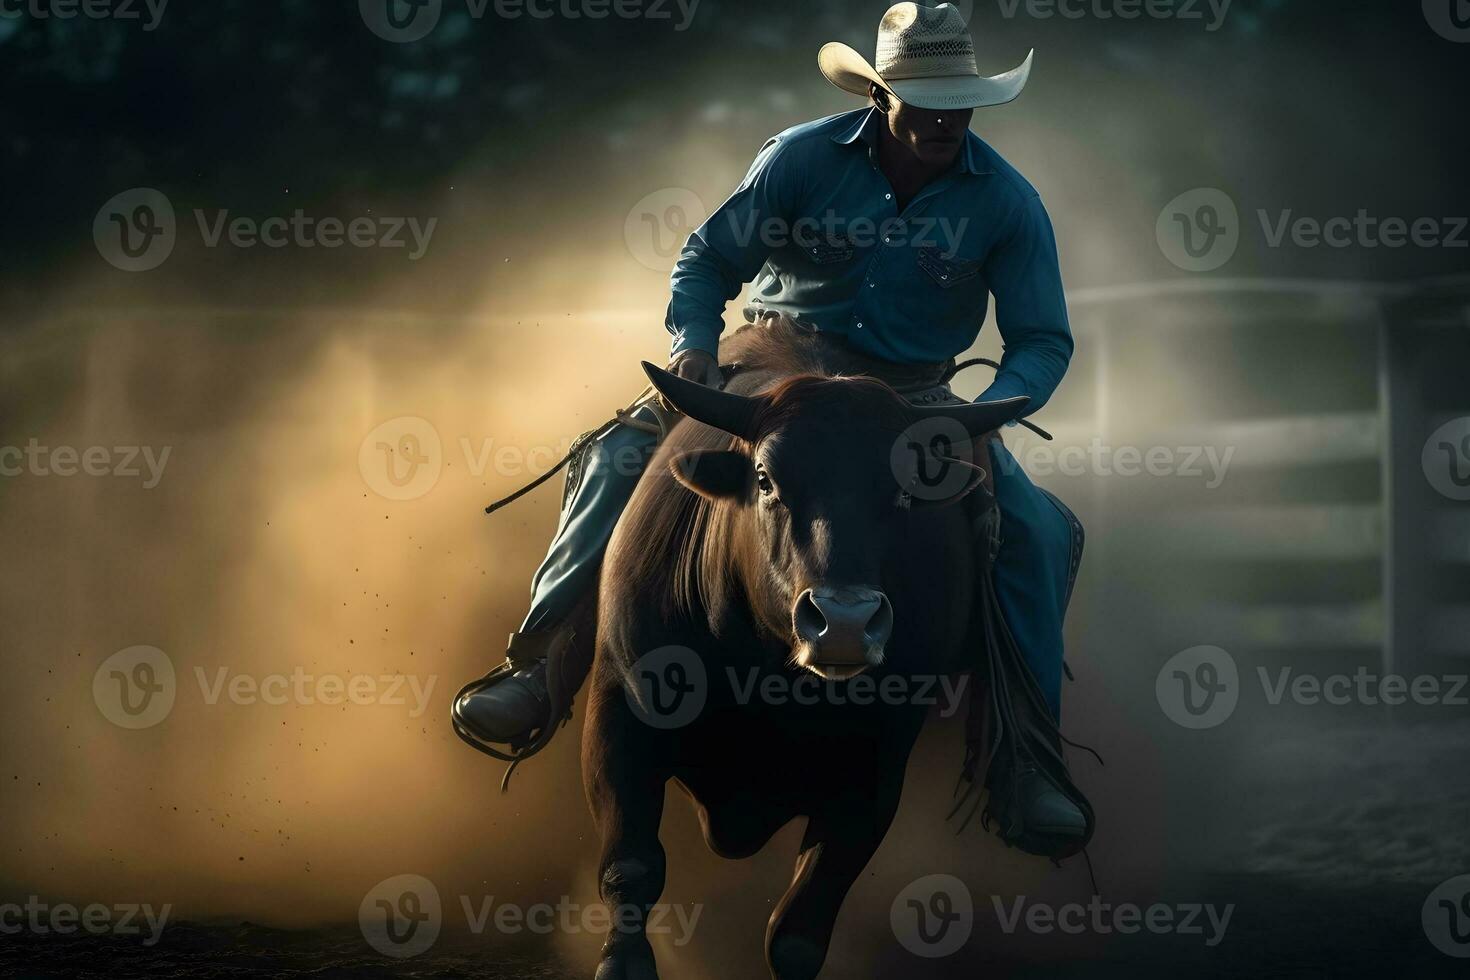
755, 467, 774, 496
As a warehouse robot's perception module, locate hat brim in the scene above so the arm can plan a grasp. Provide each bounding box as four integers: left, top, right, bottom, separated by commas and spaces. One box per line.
817, 42, 1033, 110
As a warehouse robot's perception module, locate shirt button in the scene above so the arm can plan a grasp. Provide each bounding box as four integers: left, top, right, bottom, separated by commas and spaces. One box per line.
856, 322, 863, 329
884, 193, 892, 200
883, 236, 891, 244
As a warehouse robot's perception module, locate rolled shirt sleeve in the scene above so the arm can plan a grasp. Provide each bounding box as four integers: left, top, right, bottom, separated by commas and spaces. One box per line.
975, 194, 1074, 416
665, 137, 798, 358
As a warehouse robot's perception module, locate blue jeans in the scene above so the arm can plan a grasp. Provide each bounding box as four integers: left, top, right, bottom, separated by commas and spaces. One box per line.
521, 413, 1082, 719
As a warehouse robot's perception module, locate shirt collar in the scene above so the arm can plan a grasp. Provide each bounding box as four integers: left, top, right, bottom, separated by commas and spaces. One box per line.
830, 108, 876, 147
830, 108, 993, 177
958, 132, 993, 177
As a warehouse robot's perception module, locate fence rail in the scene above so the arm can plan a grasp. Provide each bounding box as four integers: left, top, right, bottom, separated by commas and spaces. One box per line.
1054, 277, 1470, 675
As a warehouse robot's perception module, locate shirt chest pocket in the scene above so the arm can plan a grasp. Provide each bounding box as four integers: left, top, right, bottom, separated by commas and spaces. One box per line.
805, 235, 856, 265
916, 247, 982, 288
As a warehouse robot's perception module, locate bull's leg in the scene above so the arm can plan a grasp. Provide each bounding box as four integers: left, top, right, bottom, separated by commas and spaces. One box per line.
764, 798, 895, 980
764, 723, 918, 980
583, 684, 669, 980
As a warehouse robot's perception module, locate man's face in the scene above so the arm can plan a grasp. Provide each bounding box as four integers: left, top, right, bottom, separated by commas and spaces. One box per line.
875, 88, 973, 167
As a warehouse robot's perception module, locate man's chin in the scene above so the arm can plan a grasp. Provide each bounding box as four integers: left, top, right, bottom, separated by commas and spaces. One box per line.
914, 141, 961, 165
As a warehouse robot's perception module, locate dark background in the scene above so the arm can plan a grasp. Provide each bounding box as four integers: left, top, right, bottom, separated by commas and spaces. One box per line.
3, 0, 1469, 308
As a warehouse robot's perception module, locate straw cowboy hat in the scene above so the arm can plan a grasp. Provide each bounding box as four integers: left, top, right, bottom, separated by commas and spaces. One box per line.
819, 2, 1033, 111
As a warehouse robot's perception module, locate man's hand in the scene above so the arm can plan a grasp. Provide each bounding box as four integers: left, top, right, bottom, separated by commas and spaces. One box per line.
667, 349, 723, 389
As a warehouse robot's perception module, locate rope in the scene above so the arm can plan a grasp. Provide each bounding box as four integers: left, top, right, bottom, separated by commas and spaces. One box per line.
944, 358, 1054, 441
483, 386, 657, 515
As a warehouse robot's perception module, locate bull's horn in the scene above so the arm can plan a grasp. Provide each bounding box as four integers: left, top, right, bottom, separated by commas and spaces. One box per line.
641, 361, 766, 441
906, 395, 1030, 441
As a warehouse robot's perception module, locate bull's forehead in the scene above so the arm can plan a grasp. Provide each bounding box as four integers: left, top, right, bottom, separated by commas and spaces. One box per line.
760, 416, 904, 488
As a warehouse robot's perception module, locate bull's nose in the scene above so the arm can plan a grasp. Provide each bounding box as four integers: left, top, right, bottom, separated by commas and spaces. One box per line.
792, 587, 894, 674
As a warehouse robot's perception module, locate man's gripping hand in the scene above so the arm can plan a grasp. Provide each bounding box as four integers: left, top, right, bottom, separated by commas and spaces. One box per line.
666, 349, 723, 389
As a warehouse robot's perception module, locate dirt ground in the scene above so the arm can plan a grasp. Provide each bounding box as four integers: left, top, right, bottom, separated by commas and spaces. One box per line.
1, 872, 1463, 980
7, 718, 1467, 979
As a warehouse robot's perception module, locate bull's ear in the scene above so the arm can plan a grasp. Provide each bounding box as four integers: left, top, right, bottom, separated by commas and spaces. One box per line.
669, 450, 752, 500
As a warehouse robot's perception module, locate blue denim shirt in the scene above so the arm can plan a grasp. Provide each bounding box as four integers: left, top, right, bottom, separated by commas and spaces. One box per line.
666, 108, 1072, 414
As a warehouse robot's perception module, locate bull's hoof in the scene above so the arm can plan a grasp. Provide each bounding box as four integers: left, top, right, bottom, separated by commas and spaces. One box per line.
594, 936, 658, 980
767, 932, 826, 980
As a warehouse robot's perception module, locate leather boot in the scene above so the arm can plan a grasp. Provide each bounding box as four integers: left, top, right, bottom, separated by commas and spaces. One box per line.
986, 754, 1087, 858
453, 632, 557, 747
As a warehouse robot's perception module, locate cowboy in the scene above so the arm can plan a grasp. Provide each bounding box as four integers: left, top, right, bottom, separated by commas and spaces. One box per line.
457, 2, 1089, 855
